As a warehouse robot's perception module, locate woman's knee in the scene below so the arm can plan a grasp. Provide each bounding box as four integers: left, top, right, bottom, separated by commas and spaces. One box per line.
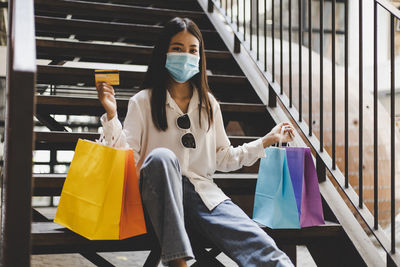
140, 147, 181, 179
144, 147, 178, 166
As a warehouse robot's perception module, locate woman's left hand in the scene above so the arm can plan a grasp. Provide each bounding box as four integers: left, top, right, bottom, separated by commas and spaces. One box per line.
261, 122, 296, 148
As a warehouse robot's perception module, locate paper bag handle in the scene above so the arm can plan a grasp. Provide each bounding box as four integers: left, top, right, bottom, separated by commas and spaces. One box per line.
278, 126, 291, 148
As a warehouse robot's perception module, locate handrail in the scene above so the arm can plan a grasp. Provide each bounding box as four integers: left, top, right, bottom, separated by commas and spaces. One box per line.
376, 0, 400, 20
200, 0, 400, 265
1, 0, 36, 266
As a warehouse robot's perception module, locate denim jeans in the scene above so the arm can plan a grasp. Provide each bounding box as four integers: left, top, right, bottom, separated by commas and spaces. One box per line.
139, 147, 294, 267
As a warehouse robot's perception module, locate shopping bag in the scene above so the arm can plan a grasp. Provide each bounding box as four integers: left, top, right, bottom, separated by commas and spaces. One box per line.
285, 147, 325, 227
252, 147, 301, 229
54, 139, 147, 240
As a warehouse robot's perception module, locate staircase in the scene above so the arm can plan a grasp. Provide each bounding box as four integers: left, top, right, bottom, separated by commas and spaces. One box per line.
2, 0, 396, 266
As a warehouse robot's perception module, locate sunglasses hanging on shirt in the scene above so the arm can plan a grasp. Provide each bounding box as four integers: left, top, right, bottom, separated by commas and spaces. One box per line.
176, 114, 196, 149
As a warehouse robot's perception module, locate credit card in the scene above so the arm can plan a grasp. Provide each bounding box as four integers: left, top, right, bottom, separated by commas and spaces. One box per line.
94, 70, 120, 85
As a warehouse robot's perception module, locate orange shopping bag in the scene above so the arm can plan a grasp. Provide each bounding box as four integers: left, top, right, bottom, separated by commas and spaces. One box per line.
54, 139, 147, 240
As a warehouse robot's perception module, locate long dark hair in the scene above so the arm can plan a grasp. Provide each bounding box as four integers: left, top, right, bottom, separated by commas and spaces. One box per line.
142, 17, 213, 131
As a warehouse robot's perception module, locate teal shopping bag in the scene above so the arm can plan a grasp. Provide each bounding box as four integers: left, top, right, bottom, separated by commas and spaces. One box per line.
252, 147, 300, 229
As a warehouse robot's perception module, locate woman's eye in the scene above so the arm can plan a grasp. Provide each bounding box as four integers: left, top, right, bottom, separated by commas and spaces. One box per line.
190, 49, 198, 54
172, 47, 181, 51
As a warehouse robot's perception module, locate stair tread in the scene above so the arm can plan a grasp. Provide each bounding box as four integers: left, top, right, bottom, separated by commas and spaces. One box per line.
34, 132, 260, 153
35, 16, 224, 50
72, 0, 202, 11
37, 65, 247, 86
36, 39, 239, 72
31, 220, 344, 254
35, 95, 267, 116
34, 131, 259, 143
34, 0, 207, 23
36, 39, 231, 58
32, 221, 342, 235
36, 65, 260, 102
33, 172, 258, 180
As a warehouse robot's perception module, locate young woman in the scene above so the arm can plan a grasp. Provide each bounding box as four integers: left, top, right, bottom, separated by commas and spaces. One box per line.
96, 17, 295, 267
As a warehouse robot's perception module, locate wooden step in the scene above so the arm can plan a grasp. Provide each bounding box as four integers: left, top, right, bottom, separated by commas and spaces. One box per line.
35, 16, 226, 50
33, 172, 259, 197
31, 220, 343, 254
73, 0, 203, 11
36, 39, 240, 74
36, 86, 137, 99
34, 0, 212, 29
34, 131, 259, 149
35, 95, 267, 117
33, 131, 260, 174
36, 65, 259, 102
31, 222, 157, 254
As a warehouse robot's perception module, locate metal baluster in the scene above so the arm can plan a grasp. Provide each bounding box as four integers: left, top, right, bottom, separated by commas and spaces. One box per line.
359, 0, 364, 207
289, 0, 292, 107
390, 13, 396, 254
237, 0, 240, 31
332, 0, 336, 169
299, 0, 302, 122
231, 0, 233, 23
244, 0, 246, 41
251, 0, 253, 50
373, 0, 378, 229
320, 0, 324, 152
308, 0, 312, 136
272, 0, 275, 82
264, 0, 267, 71
344, 0, 349, 188
280, 0, 283, 93
257, 0, 260, 60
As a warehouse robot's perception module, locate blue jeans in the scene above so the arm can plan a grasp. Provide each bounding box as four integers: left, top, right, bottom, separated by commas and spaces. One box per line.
139, 148, 294, 267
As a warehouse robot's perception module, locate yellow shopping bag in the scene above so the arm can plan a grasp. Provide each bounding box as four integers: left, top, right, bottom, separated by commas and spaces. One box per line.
54, 139, 147, 240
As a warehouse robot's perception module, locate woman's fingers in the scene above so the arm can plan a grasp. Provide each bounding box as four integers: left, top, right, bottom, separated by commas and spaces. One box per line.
102, 92, 115, 98
281, 124, 295, 141
96, 82, 115, 95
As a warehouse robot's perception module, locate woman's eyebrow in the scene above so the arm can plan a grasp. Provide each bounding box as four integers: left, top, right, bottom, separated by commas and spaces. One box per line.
170, 42, 184, 46
170, 42, 199, 47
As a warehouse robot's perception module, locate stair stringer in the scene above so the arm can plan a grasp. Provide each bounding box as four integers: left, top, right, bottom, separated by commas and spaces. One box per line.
196, 0, 385, 266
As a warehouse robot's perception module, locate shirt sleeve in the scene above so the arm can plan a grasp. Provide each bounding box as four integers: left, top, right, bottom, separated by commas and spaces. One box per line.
214, 102, 266, 172
100, 97, 143, 164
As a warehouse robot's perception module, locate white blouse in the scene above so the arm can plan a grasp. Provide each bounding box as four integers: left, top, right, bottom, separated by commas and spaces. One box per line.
100, 88, 266, 210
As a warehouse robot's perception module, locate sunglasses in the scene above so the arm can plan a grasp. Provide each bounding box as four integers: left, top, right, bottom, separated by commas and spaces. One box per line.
177, 114, 196, 149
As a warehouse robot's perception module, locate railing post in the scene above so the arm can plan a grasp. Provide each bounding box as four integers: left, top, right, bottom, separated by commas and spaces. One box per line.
316, 154, 326, 182
234, 34, 241, 53
208, 0, 214, 13
268, 84, 277, 108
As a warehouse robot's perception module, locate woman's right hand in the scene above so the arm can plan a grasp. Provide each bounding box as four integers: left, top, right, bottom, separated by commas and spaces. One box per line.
96, 82, 117, 120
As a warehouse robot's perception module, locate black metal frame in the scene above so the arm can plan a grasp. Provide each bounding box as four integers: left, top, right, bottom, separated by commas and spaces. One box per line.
206, 0, 399, 264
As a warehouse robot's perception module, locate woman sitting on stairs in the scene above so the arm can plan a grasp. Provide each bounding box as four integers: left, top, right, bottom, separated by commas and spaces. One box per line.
96, 17, 295, 267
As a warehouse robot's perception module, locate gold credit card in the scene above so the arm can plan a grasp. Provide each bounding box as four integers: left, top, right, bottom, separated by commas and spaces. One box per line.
94, 70, 120, 85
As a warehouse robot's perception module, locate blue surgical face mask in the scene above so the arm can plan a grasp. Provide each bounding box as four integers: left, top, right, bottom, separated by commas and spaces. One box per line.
165, 52, 200, 83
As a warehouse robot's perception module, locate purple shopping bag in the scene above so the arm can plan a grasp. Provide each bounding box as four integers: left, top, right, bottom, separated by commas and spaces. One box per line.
285, 147, 325, 227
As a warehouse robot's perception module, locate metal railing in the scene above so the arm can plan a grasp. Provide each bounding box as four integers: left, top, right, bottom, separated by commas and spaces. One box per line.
204, 0, 399, 264
1, 0, 36, 266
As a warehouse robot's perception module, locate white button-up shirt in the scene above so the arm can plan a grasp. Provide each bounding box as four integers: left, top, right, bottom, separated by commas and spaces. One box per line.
101, 88, 266, 210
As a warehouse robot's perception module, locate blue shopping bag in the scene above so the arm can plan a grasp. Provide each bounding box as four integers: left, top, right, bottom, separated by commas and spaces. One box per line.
252, 147, 300, 229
